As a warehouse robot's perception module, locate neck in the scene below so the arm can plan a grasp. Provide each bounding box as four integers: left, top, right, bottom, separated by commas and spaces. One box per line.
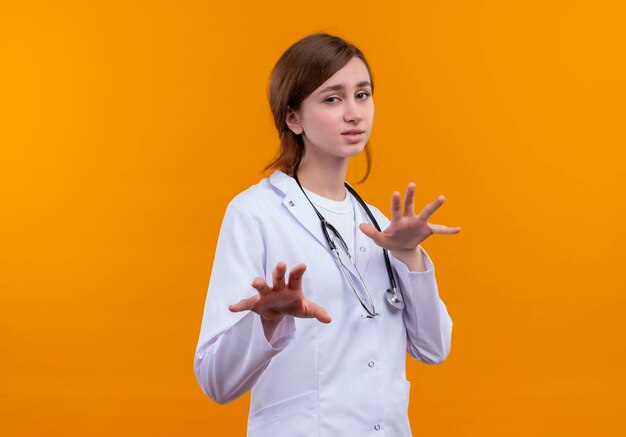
296, 153, 348, 201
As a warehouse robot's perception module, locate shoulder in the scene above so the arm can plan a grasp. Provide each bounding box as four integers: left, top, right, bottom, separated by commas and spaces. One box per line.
226, 174, 284, 217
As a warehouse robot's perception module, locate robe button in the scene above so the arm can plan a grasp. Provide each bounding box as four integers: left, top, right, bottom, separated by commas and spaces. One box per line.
288, 200, 295, 207
360, 247, 366, 252
368, 361, 375, 368
374, 424, 381, 431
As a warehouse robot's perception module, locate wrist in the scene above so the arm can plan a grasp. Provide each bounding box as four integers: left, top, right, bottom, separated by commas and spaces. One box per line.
390, 246, 425, 272
261, 315, 284, 341
390, 245, 420, 260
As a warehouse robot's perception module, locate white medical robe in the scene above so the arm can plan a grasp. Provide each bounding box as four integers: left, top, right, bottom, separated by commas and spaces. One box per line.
194, 170, 453, 436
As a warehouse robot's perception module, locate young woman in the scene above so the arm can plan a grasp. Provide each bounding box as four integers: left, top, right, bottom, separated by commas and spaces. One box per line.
194, 33, 460, 436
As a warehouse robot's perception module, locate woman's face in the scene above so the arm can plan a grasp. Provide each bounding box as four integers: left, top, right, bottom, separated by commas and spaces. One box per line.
287, 56, 374, 162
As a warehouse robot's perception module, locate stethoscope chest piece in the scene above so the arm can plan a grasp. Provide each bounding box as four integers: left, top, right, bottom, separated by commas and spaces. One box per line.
385, 288, 405, 310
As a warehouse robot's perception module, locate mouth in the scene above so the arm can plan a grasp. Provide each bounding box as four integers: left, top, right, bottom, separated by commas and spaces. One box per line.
341, 129, 365, 135
341, 130, 365, 143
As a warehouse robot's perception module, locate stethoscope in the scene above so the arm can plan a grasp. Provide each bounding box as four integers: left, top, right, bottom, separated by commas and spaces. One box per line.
294, 173, 405, 316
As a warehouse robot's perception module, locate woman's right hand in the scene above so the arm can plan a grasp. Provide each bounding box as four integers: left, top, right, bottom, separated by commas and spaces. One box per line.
228, 262, 331, 324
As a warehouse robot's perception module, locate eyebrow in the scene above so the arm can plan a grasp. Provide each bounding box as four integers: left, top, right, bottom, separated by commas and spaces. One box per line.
317, 81, 372, 95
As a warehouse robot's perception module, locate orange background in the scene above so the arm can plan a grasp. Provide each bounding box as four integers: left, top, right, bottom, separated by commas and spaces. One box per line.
1, 1, 625, 436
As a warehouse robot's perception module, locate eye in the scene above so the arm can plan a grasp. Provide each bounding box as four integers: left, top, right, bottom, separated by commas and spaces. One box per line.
356, 91, 371, 100
325, 96, 340, 103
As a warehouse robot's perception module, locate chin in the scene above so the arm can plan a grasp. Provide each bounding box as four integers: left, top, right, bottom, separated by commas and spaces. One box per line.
345, 143, 367, 156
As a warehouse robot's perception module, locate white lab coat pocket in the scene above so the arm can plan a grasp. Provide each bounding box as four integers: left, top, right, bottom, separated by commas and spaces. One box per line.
247, 389, 318, 437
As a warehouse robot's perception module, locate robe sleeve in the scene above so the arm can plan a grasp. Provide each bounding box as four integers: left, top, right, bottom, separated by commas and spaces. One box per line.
194, 198, 296, 404
369, 205, 453, 364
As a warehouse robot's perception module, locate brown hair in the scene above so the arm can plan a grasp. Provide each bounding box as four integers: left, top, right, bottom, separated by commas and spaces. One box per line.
264, 33, 374, 183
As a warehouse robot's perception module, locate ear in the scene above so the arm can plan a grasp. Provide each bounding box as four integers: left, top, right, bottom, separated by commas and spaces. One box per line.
285, 107, 304, 135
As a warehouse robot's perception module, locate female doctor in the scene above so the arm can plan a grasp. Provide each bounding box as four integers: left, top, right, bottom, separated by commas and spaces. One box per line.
194, 33, 461, 436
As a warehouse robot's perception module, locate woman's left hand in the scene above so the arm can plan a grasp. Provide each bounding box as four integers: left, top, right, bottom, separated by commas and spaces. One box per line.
359, 182, 461, 252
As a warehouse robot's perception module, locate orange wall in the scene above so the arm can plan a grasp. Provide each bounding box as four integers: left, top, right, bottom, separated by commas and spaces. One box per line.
1, 1, 625, 435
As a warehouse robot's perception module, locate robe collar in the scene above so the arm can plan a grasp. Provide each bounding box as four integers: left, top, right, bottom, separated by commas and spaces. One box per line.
268, 170, 374, 274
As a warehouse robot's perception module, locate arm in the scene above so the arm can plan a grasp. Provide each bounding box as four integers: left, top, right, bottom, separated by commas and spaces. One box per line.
194, 200, 331, 404
194, 202, 296, 404
360, 182, 460, 365
195, 309, 296, 404
391, 246, 453, 364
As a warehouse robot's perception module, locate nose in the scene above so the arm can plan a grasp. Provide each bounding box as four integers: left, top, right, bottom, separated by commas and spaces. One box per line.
343, 98, 363, 124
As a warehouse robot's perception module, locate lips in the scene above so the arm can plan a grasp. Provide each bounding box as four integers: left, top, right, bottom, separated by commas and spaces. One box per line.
341, 130, 365, 144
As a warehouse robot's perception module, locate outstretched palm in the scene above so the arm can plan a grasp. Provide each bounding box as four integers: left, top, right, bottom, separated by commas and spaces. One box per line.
359, 182, 461, 251
229, 262, 331, 324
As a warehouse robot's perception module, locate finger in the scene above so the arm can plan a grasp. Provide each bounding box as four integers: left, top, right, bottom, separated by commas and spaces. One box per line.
429, 223, 462, 234
228, 295, 260, 312
272, 262, 287, 290
305, 301, 332, 324
418, 195, 445, 221
359, 223, 383, 246
359, 222, 377, 238
251, 277, 271, 295
403, 182, 416, 217
287, 263, 307, 291
390, 191, 402, 222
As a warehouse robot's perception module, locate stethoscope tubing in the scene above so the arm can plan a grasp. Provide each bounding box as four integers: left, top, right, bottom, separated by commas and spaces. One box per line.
344, 183, 399, 294
293, 173, 404, 313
